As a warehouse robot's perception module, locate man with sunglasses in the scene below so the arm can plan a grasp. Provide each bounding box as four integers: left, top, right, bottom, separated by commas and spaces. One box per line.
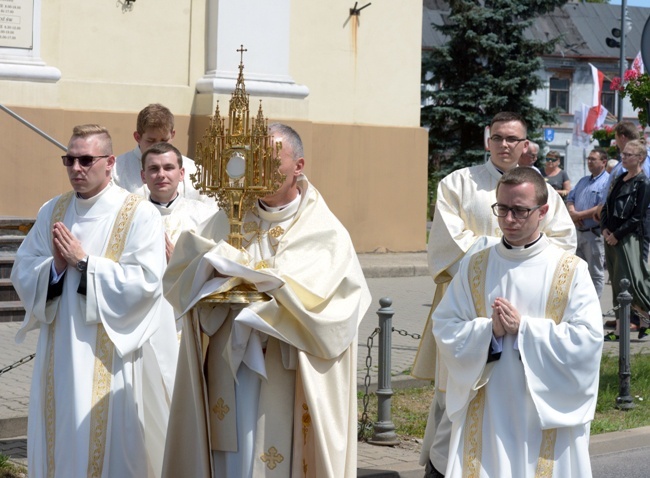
11, 125, 177, 478
415, 112, 576, 478
432, 167, 602, 477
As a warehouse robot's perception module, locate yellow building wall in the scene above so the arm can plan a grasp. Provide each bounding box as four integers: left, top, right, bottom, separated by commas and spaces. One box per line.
0, 0, 427, 252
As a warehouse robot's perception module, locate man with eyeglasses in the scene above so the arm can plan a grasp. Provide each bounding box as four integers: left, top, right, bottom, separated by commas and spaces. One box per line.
415, 112, 576, 478
566, 148, 609, 297
431, 167, 602, 477
11, 124, 178, 478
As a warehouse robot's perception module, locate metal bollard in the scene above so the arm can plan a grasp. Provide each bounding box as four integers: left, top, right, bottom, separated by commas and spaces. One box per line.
368, 297, 400, 445
616, 278, 635, 410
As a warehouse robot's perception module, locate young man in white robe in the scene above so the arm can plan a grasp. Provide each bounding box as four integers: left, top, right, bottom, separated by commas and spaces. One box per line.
161, 123, 371, 478
414, 112, 577, 477
11, 125, 178, 478
140, 142, 215, 260
432, 167, 603, 477
141, 141, 215, 337
113, 103, 213, 204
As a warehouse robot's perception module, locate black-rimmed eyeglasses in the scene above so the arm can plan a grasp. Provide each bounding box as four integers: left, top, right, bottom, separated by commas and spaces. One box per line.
61, 155, 109, 167
489, 135, 526, 146
491, 203, 542, 219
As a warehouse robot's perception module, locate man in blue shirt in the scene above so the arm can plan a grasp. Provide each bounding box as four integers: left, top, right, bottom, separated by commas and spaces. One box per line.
567, 148, 609, 297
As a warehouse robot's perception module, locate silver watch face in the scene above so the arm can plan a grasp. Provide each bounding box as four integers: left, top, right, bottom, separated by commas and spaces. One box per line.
76, 259, 87, 272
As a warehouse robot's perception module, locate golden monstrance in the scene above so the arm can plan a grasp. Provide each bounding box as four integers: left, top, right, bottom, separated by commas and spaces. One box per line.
191, 46, 284, 304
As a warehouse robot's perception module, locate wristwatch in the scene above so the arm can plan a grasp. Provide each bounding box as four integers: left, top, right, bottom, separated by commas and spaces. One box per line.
75, 256, 88, 273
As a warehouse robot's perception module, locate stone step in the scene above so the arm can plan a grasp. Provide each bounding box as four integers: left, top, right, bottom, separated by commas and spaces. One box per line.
0, 255, 14, 279
0, 236, 25, 253
0, 217, 34, 237
0, 301, 25, 323
0, 278, 18, 302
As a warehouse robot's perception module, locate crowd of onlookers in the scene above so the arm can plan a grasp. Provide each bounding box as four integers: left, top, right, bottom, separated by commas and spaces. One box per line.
527, 121, 650, 342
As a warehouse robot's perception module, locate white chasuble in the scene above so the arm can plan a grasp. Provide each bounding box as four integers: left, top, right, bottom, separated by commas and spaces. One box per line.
413, 160, 577, 380
162, 175, 371, 478
414, 161, 577, 471
153, 196, 215, 245
433, 236, 603, 478
12, 184, 173, 478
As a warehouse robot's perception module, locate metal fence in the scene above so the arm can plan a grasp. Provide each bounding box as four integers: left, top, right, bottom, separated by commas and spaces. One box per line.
358, 279, 639, 445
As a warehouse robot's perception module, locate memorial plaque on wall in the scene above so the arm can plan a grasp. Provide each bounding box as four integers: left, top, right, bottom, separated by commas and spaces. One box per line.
0, 0, 34, 49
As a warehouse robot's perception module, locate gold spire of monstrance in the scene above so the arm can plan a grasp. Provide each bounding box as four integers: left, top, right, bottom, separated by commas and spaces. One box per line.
191, 45, 284, 251
190, 46, 284, 304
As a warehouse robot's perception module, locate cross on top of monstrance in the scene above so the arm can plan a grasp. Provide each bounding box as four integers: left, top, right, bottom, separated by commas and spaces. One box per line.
191, 46, 284, 253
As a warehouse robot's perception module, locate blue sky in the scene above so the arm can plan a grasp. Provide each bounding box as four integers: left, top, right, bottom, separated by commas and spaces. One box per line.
609, 0, 648, 7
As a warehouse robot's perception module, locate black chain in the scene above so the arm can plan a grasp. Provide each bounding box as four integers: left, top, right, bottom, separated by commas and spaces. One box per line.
0, 354, 36, 377
392, 327, 421, 340
358, 327, 379, 441
603, 305, 620, 317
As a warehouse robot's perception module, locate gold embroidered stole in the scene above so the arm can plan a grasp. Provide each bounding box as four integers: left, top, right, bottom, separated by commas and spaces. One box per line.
45, 192, 143, 477
534, 253, 579, 478
463, 249, 578, 478
463, 248, 490, 478
45, 191, 74, 478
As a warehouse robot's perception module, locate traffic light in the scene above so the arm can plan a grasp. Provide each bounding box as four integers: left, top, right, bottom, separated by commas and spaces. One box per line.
607, 28, 621, 49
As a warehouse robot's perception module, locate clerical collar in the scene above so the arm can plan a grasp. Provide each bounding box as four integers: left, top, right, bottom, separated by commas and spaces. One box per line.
75, 181, 113, 202
259, 191, 301, 213
502, 233, 543, 250
150, 193, 179, 208
488, 159, 505, 175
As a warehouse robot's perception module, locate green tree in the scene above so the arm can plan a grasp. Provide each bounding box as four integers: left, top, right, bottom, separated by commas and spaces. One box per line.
422, 0, 569, 197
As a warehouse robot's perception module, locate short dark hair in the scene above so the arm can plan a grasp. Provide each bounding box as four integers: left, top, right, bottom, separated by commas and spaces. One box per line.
141, 142, 183, 170
497, 167, 548, 205
615, 121, 640, 140
490, 112, 528, 134
591, 148, 608, 162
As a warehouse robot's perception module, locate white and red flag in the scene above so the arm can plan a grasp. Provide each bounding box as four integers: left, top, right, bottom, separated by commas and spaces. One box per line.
583, 64, 607, 134
633, 51, 645, 75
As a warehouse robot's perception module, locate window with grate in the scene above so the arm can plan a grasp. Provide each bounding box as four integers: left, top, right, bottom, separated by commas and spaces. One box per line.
601, 79, 616, 116
549, 77, 570, 113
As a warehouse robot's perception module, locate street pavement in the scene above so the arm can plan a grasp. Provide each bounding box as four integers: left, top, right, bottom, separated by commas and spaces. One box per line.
2, 251, 650, 477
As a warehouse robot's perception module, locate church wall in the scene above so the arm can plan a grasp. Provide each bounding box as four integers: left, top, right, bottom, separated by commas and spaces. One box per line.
0, 0, 427, 252
290, 1, 423, 127
1, 108, 427, 252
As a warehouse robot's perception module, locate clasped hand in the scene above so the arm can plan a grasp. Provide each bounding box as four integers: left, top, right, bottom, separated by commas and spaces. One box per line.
491, 297, 520, 337
52, 222, 87, 274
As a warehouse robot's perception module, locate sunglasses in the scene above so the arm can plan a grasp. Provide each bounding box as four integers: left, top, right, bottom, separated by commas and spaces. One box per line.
61, 155, 109, 167
545, 157, 560, 162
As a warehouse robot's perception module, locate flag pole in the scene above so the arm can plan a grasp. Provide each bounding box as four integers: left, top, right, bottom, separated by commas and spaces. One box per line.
617, 0, 628, 122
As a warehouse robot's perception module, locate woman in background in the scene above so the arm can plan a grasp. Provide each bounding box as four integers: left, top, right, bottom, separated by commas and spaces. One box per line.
601, 139, 650, 341
543, 150, 571, 200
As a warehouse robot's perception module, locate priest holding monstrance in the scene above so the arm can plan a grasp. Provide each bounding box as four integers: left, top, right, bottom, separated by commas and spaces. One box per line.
161, 50, 371, 478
